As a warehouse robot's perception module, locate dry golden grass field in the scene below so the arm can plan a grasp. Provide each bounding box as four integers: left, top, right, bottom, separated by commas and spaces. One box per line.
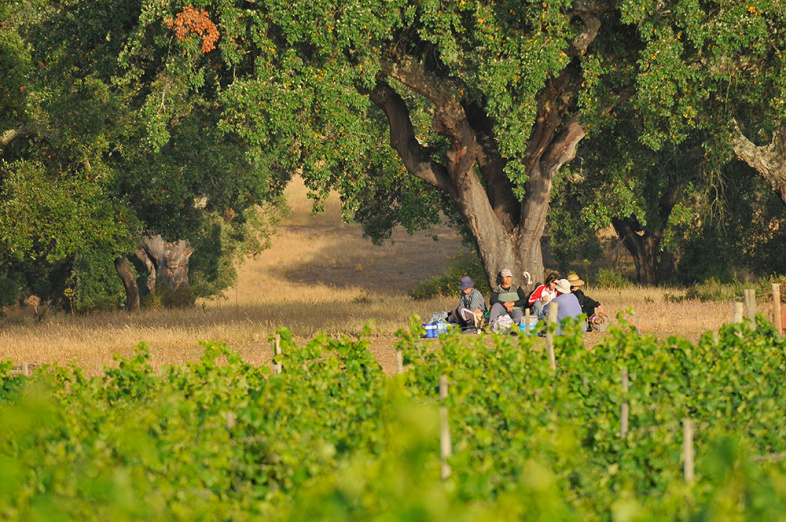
0, 178, 772, 376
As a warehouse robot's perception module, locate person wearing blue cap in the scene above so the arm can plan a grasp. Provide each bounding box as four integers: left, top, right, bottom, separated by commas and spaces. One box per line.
450, 276, 487, 332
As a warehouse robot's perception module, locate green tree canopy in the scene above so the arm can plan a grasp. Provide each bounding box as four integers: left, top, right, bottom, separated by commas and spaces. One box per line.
124, 0, 619, 288
616, 0, 786, 204
551, 0, 786, 284
0, 0, 285, 312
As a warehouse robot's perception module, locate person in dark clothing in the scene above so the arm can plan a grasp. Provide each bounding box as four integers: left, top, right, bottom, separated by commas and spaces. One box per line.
567, 274, 606, 330
489, 268, 528, 326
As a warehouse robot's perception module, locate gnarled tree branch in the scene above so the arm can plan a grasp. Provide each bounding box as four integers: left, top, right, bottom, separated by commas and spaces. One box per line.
365, 81, 457, 198
731, 119, 786, 204
1, 126, 34, 148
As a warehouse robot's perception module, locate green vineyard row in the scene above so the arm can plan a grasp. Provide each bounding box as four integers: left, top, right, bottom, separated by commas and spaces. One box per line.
2, 314, 786, 520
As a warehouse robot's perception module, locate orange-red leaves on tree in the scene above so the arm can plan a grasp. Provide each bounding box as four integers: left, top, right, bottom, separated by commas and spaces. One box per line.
165, 6, 219, 53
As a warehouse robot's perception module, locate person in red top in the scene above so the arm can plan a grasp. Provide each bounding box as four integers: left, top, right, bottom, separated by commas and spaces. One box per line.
528, 272, 560, 317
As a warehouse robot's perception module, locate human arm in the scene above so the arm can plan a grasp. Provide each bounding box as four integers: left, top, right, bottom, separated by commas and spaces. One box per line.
469, 289, 487, 313
513, 286, 528, 309
584, 293, 600, 309
528, 285, 544, 306
575, 289, 603, 317
501, 287, 527, 312
576, 290, 600, 309
489, 289, 501, 307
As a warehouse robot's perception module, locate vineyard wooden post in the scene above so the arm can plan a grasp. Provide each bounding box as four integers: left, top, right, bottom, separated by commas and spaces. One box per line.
683, 418, 694, 483
620, 368, 629, 438
524, 309, 531, 335
273, 333, 282, 375
733, 303, 744, 324
744, 289, 756, 327
546, 303, 558, 371
10, 362, 30, 377
396, 349, 404, 374
226, 412, 236, 429
439, 375, 451, 480
773, 284, 782, 336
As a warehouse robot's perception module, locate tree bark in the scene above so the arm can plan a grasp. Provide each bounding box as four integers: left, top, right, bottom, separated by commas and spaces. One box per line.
731, 121, 786, 205
0, 125, 54, 149
114, 255, 140, 311
1, 126, 34, 148
135, 235, 194, 293
368, 80, 521, 287
611, 217, 661, 285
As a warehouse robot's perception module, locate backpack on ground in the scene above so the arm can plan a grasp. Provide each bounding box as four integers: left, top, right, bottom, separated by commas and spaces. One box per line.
491, 314, 513, 333
589, 312, 611, 332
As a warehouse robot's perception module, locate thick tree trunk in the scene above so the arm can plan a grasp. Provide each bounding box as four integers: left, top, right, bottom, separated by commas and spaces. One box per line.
370, 62, 590, 289
611, 217, 661, 285
114, 255, 140, 311
134, 235, 194, 294
731, 121, 786, 205
369, 80, 521, 287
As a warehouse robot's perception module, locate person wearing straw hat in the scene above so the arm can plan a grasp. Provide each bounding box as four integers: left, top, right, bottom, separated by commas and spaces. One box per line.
542, 278, 585, 334
567, 274, 606, 327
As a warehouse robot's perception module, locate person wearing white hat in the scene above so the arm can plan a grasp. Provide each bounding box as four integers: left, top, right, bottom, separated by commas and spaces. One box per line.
542, 278, 585, 334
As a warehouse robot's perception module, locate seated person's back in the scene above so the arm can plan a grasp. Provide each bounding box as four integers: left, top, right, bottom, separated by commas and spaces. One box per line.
542, 279, 586, 334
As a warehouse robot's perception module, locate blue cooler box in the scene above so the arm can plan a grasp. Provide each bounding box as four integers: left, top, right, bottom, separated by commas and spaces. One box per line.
423, 322, 449, 338
519, 318, 540, 334
423, 323, 438, 338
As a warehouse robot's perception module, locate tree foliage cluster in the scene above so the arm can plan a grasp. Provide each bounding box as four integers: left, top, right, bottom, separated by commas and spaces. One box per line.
0, 0, 285, 312
549, 0, 786, 283
3, 0, 786, 314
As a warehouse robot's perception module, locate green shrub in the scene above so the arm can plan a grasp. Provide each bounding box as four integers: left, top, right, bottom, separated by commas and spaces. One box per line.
663, 292, 684, 303
685, 277, 745, 302
757, 275, 786, 298
143, 285, 196, 309
682, 275, 786, 303
70, 251, 126, 313
409, 253, 490, 300
593, 268, 631, 289
0, 359, 27, 403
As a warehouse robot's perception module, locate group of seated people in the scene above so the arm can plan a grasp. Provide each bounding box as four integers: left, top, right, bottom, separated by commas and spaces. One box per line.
450, 269, 606, 333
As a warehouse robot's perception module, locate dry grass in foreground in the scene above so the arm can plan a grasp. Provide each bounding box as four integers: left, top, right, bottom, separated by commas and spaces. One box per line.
0, 178, 767, 375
